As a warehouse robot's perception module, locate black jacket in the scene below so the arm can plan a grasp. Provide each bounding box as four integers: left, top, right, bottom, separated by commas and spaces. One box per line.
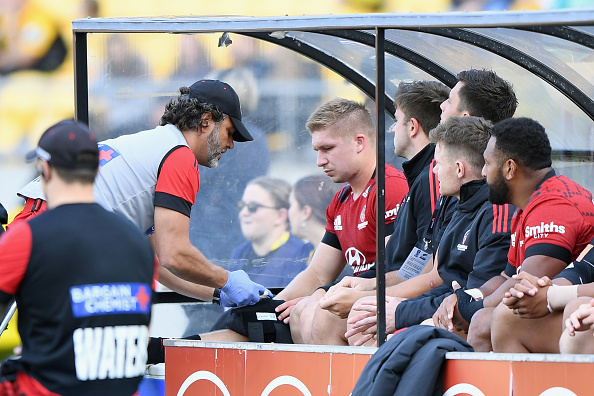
352, 325, 473, 396
386, 144, 440, 272
395, 180, 513, 328
0, 203, 7, 235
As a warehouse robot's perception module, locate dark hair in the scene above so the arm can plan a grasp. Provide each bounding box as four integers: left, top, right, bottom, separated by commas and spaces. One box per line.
394, 80, 450, 135
490, 117, 552, 170
159, 86, 226, 131
293, 175, 340, 224
429, 116, 492, 174
457, 69, 518, 123
53, 161, 98, 184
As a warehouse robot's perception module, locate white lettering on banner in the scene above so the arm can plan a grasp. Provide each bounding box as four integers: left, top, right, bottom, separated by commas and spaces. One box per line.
539, 388, 578, 396
524, 222, 566, 238
73, 325, 148, 381
261, 376, 313, 396
443, 383, 486, 396
177, 371, 231, 396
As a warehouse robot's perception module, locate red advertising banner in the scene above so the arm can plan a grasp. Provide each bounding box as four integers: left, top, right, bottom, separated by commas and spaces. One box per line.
164, 341, 594, 396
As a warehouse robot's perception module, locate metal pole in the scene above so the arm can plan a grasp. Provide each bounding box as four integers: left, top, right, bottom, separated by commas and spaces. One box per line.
0, 300, 17, 335
375, 27, 386, 347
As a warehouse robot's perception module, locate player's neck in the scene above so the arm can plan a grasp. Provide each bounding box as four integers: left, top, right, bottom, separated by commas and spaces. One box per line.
44, 182, 96, 210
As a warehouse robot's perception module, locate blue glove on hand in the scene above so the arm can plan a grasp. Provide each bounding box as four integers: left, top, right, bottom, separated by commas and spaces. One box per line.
220, 270, 271, 308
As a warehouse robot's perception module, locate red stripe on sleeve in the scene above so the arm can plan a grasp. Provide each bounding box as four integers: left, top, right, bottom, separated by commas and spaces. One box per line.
429, 159, 437, 213
492, 204, 511, 234
0, 221, 33, 295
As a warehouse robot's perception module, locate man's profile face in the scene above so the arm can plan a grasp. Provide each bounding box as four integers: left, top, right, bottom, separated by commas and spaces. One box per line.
433, 142, 459, 197
391, 107, 411, 159
205, 117, 235, 168
440, 81, 465, 123
483, 137, 510, 204
311, 127, 358, 184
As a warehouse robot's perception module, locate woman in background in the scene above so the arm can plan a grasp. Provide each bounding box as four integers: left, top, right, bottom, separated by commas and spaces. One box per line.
288, 174, 341, 249
228, 176, 313, 288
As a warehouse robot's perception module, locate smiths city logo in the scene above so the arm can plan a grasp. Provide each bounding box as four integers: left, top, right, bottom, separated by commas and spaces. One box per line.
334, 215, 343, 231
457, 229, 471, 251
358, 206, 368, 230
98, 144, 121, 167
525, 222, 566, 239
70, 283, 151, 318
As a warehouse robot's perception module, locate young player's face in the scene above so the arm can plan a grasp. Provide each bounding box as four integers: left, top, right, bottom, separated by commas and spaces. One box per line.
440, 82, 465, 123
391, 107, 412, 159
483, 136, 510, 205
433, 142, 459, 197
238, 184, 285, 243
311, 127, 359, 185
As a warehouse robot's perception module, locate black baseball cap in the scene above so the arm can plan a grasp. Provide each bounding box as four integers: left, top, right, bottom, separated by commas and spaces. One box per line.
188, 79, 253, 142
25, 119, 99, 169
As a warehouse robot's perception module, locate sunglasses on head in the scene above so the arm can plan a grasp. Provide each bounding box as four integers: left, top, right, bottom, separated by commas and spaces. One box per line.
236, 201, 278, 213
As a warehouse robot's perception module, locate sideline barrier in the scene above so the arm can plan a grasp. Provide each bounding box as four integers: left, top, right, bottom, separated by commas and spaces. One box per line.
164, 340, 593, 395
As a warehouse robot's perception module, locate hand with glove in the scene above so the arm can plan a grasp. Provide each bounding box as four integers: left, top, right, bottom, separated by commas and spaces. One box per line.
219, 270, 272, 307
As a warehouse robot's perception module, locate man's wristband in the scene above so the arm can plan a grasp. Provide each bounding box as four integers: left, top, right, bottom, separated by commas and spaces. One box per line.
546, 285, 578, 311
212, 288, 221, 305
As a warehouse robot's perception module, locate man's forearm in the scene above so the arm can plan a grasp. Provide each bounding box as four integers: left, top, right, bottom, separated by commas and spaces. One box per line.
276, 268, 325, 301
386, 270, 442, 299
157, 266, 216, 301
159, 246, 228, 289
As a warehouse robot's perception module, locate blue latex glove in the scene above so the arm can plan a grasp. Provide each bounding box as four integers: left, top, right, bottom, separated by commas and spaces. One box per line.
220, 270, 271, 307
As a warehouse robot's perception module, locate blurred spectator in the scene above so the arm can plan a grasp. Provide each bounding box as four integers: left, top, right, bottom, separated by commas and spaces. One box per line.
189, 67, 270, 264
227, 176, 314, 288
78, 0, 99, 18
288, 174, 342, 249
0, 0, 67, 75
172, 35, 211, 82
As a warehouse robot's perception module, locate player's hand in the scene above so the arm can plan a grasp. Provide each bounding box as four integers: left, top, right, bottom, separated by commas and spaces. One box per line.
332, 276, 376, 291
220, 270, 270, 307
433, 292, 458, 331
502, 272, 552, 318
275, 297, 306, 324
319, 287, 365, 318
566, 299, 594, 336
346, 297, 378, 344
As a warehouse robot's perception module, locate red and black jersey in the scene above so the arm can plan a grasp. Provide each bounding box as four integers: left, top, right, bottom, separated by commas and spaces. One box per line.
0, 203, 155, 396
506, 170, 594, 275
323, 165, 408, 275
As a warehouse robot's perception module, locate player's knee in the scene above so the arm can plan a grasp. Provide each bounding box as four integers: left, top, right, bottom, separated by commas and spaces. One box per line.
467, 307, 494, 352
491, 303, 518, 352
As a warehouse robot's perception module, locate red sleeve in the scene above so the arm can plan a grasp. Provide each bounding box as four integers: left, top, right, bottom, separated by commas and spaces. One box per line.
523, 196, 588, 254
0, 221, 32, 296
154, 146, 200, 217
383, 166, 409, 225
325, 186, 345, 234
